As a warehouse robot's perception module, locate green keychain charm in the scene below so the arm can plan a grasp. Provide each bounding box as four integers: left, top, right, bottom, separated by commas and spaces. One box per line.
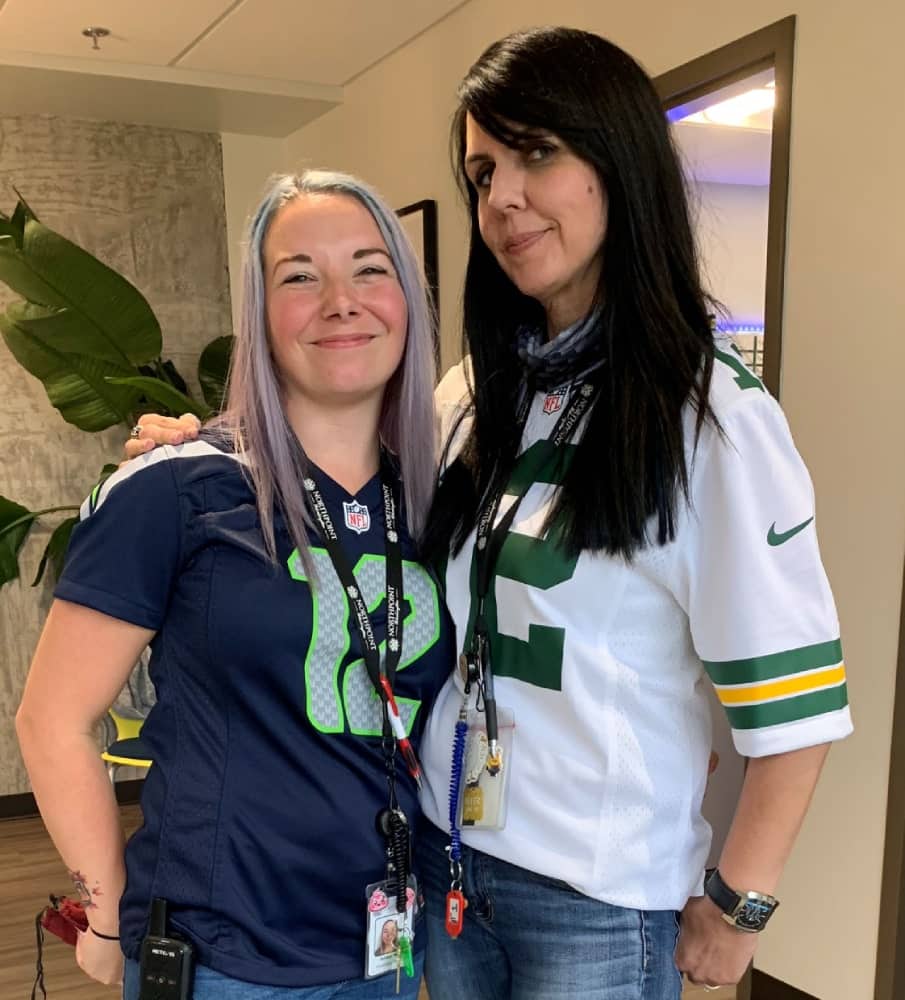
398, 934, 414, 978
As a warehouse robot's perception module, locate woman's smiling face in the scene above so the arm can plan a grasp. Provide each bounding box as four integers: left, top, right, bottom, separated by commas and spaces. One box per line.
463, 114, 608, 330
263, 192, 408, 408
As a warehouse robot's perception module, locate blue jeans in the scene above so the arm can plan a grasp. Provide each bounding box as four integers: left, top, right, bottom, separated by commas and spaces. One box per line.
123, 954, 425, 1000
418, 820, 682, 1000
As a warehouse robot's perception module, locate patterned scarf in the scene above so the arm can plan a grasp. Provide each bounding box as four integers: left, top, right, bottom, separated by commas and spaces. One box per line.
514, 311, 605, 390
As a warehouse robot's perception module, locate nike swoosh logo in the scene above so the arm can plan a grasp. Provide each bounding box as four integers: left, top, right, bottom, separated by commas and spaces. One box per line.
767, 517, 814, 546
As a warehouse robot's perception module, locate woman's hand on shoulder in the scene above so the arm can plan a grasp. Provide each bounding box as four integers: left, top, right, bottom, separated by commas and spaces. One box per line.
75, 927, 124, 986
123, 413, 201, 462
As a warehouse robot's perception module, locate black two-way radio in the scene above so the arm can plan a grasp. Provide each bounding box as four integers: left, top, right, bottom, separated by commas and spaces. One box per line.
137, 898, 194, 1000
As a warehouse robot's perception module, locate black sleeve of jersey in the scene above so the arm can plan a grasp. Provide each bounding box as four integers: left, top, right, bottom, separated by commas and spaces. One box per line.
54, 457, 185, 630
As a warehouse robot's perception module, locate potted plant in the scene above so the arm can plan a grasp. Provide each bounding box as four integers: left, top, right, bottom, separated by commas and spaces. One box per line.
0, 194, 232, 589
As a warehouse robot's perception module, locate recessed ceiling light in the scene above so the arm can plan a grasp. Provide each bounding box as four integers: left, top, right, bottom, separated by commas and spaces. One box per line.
682, 87, 775, 128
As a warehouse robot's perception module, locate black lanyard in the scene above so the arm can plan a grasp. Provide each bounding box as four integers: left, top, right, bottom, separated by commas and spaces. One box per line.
464, 378, 600, 768
303, 455, 416, 910
303, 453, 404, 702
472, 378, 600, 630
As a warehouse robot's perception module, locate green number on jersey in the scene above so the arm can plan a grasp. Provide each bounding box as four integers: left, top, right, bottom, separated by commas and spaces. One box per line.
715, 346, 764, 392
463, 440, 579, 691
288, 548, 441, 734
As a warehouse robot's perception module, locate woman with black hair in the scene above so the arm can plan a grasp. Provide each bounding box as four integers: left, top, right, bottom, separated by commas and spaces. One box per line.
414, 26, 851, 1000
125, 25, 850, 1000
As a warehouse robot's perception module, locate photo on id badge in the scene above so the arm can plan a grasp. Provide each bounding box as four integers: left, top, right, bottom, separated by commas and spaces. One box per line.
367, 912, 409, 978
365, 879, 416, 979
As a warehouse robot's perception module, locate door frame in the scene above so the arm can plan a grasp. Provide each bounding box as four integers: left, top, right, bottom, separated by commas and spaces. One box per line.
654, 15, 795, 400
875, 557, 905, 1000
654, 19, 799, 1000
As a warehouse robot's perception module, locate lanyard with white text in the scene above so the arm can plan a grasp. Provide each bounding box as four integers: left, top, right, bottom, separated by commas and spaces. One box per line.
302, 458, 421, 788
466, 378, 600, 763
303, 457, 417, 915
445, 377, 601, 938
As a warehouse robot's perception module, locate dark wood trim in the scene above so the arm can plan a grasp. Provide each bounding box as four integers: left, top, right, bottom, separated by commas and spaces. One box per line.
875, 555, 905, 1000
0, 779, 144, 821
752, 969, 819, 999
396, 198, 440, 370
655, 16, 796, 400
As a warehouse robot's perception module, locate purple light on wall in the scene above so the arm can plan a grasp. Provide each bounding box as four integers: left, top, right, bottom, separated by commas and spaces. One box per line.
715, 322, 765, 335
666, 104, 694, 124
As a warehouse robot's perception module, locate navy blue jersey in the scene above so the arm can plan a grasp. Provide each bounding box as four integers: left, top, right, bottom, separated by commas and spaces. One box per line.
55, 437, 454, 986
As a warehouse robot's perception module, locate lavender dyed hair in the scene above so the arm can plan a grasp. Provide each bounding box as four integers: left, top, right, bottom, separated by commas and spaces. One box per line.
217, 170, 437, 565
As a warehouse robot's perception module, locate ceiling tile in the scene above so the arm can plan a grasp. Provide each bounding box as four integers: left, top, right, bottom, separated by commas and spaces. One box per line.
0, 0, 237, 65
177, 0, 467, 85
0, 61, 339, 136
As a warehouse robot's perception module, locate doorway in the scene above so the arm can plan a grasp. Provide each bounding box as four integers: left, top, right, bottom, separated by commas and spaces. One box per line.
654, 18, 797, 1000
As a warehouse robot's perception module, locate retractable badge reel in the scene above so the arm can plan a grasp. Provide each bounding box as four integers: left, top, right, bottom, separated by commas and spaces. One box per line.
365, 807, 417, 988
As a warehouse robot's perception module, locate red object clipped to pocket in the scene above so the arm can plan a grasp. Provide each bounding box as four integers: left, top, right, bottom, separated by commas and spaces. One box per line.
39, 894, 88, 947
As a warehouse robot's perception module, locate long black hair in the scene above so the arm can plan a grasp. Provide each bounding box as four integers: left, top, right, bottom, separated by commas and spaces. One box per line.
423, 26, 719, 564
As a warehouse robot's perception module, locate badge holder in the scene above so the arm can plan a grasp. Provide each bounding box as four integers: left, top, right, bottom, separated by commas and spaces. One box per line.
456, 707, 515, 829
365, 875, 417, 982
365, 799, 417, 988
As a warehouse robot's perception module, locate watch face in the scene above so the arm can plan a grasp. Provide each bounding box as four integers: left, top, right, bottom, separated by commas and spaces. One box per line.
735, 897, 775, 931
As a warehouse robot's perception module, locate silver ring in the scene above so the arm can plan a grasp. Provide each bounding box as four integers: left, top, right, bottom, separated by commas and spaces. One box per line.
704, 987, 721, 993
130, 424, 143, 439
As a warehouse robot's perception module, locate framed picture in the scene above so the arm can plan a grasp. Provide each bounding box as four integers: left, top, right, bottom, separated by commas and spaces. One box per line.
396, 199, 439, 367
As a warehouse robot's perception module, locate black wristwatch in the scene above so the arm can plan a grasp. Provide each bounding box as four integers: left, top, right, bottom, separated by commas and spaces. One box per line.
704, 868, 779, 933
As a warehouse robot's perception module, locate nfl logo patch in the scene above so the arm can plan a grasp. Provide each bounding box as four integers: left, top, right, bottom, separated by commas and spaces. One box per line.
543, 388, 566, 415
343, 501, 370, 535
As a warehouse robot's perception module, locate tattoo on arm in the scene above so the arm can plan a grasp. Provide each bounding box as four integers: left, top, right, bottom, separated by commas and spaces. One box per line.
68, 869, 103, 908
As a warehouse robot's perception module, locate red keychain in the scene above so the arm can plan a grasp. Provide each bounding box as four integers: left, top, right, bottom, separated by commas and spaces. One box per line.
445, 888, 467, 938
38, 894, 88, 946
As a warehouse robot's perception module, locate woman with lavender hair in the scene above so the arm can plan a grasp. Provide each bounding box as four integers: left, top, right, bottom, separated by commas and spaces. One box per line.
17, 170, 453, 999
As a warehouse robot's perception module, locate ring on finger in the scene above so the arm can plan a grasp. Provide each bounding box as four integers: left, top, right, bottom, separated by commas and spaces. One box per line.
130, 424, 143, 439
703, 987, 721, 993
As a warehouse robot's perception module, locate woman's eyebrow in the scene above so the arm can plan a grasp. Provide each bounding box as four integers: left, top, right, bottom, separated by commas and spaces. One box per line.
464, 153, 492, 170
273, 252, 312, 272
353, 248, 392, 260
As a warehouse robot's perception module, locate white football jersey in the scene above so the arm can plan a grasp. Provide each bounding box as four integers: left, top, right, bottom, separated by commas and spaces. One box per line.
419, 342, 851, 909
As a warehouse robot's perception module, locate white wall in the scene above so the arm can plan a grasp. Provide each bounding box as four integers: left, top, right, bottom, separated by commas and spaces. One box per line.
219, 3, 905, 994
220, 133, 288, 331
693, 182, 769, 327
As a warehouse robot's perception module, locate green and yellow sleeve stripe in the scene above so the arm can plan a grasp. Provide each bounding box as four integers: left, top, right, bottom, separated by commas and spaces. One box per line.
705, 639, 847, 730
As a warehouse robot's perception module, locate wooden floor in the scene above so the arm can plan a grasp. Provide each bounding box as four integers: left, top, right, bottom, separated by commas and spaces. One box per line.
0, 806, 732, 999
0, 806, 143, 1000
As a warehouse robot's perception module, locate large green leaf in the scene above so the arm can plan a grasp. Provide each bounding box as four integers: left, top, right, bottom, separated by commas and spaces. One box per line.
0, 299, 141, 365
1, 310, 140, 429
32, 515, 78, 587
107, 376, 212, 420
0, 199, 161, 366
198, 335, 233, 412
0, 496, 37, 586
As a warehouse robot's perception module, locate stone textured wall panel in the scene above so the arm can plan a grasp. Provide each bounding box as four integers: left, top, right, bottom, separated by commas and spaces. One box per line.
0, 115, 232, 798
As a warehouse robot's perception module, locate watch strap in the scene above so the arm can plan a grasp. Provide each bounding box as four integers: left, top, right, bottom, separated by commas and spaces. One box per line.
704, 867, 740, 913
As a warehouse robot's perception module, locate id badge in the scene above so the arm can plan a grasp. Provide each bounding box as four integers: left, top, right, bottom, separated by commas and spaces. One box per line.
456, 707, 514, 830
364, 876, 417, 980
